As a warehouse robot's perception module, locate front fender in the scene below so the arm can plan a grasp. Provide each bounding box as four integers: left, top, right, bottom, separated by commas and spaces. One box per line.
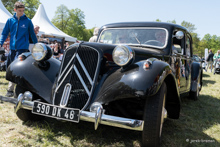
6, 55, 60, 103
95, 60, 174, 103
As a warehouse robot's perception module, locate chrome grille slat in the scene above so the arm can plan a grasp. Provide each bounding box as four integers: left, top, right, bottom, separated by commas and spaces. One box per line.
58, 53, 76, 82
55, 65, 74, 92
76, 54, 93, 85
73, 65, 91, 96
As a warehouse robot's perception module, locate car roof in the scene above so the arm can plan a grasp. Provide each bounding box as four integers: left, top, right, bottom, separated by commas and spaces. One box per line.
100, 21, 188, 32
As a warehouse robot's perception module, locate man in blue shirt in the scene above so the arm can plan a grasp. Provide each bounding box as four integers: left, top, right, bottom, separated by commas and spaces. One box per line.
0, 1, 38, 97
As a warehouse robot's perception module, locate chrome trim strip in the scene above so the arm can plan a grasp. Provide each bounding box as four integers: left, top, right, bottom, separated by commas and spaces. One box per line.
58, 53, 76, 82
60, 83, 72, 107
79, 45, 101, 110
73, 65, 91, 96
57, 44, 79, 82
55, 65, 74, 93
15, 93, 24, 113
76, 54, 93, 85
80, 110, 143, 131
94, 106, 102, 130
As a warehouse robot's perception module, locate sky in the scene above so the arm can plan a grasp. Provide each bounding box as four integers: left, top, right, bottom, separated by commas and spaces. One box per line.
39, 0, 220, 39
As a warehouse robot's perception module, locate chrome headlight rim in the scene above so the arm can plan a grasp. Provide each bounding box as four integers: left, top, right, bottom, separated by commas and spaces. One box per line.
31, 43, 48, 61
112, 45, 134, 66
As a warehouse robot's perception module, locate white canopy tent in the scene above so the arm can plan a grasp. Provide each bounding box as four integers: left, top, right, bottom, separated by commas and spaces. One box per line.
32, 4, 77, 43
0, 0, 12, 35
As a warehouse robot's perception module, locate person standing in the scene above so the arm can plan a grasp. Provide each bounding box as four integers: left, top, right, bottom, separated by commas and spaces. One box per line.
0, 1, 38, 97
213, 50, 220, 74
206, 49, 214, 72
29, 25, 40, 52
53, 43, 61, 60
89, 27, 99, 42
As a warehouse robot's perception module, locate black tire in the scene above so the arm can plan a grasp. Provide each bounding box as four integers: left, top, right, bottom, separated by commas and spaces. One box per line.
142, 83, 167, 147
14, 85, 44, 122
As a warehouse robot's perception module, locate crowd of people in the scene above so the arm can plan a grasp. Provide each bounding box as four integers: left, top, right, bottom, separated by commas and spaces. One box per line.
205, 49, 220, 74
0, 1, 73, 97
48, 40, 70, 60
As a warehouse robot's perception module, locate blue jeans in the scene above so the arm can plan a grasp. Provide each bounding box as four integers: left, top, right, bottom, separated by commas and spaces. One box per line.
206, 61, 213, 72
6, 49, 29, 68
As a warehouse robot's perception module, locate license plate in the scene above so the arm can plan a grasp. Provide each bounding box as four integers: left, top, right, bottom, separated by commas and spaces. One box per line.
32, 101, 80, 123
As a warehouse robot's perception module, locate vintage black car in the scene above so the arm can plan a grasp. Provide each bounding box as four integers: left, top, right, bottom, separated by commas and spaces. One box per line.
2, 22, 203, 146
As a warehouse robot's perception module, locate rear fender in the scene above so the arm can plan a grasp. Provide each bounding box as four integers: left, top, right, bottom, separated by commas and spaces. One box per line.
6, 55, 60, 103
190, 62, 201, 92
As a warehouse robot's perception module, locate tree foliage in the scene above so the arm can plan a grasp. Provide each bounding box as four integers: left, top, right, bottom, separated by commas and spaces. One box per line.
52, 5, 93, 41
22, 0, 40, 19
2, 0, 17, 14
155, 19, 161, 22
181, 21, 196, 33
2, 0, 40, 19
167, 20, 176, 24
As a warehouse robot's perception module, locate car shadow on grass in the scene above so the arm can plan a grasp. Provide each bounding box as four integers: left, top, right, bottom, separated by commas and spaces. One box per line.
21, 93, 220, 147
161, 94, 220, 147
23, 116, 142, 146
0, 82, 8, 85
202, 79, 216, 86
202, 73, 210, 78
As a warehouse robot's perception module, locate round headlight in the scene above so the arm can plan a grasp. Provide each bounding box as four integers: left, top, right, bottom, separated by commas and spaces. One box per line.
32, 43, 47, 61
112, 45, 134, 66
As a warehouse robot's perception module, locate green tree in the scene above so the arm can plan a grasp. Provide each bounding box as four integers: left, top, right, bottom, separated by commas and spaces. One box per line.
201, 34, 212, 49
167, 20, 176, 24
2, 0, 17, 14
155, 19, 161, 22
181, 21, 196, 33
52, 5, 92, 41
2, 0, 40, 19
23, 0, 40, 19
51, 5, 70, 31
191, 33, 201, 55
67, 8, 86, 40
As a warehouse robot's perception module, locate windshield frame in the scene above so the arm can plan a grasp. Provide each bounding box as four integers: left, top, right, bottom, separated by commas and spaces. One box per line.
97, 27, 169, 49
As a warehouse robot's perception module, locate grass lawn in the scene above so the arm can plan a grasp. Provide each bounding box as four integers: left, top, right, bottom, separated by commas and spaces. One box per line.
0, 71, 219, 147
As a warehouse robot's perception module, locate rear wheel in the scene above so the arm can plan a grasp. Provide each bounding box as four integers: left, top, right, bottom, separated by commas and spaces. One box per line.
142, 83, 167, 147
189, 74, 201, 101
15, 85, 44, 122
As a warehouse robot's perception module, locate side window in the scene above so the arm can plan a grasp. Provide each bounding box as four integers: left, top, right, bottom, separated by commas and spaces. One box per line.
186, 35, 191, 57
172, 30, 185, 54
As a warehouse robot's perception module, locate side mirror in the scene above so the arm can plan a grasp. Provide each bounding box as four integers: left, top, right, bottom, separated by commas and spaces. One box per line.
173, 31, 184, 40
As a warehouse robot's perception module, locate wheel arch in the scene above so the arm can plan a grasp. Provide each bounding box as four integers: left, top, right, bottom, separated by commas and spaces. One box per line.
164, 74, 181, 119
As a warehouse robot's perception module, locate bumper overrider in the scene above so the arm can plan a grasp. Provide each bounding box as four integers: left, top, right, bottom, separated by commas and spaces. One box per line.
0, 92, 144, 131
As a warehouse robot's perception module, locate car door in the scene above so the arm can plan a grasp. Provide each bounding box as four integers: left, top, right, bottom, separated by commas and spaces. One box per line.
185, 34, 192, 91
171, 30, 187, 93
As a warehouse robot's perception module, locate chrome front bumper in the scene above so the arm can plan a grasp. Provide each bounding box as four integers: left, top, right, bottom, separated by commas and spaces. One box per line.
0, 94, 144, 131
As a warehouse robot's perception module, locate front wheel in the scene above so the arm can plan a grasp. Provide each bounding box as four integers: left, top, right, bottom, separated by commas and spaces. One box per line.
15, 85, 44, 122
142, 83, 167, 147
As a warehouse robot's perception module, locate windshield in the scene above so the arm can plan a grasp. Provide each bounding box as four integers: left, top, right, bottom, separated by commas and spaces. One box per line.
98, 28, 168, 49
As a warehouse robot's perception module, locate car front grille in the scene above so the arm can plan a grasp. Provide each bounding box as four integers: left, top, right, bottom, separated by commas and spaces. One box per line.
53, 44, 100, 110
